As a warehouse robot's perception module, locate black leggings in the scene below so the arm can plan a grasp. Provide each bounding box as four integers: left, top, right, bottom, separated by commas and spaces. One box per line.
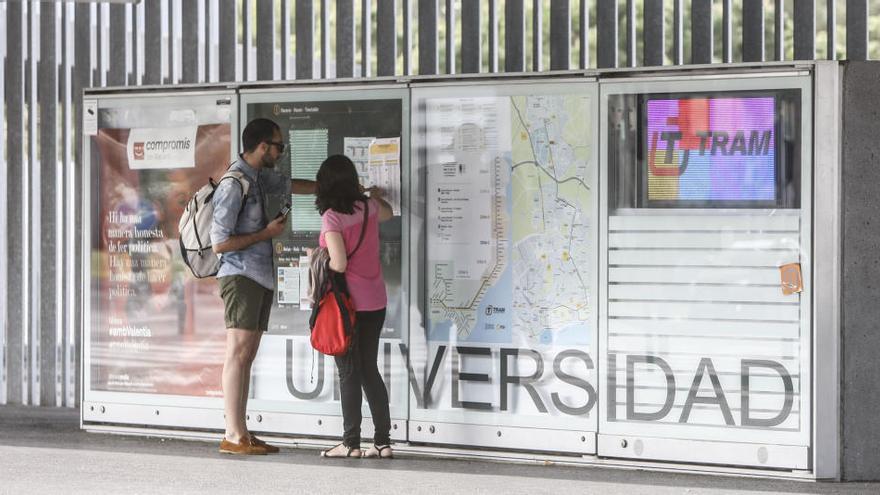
334, 308, 390, 448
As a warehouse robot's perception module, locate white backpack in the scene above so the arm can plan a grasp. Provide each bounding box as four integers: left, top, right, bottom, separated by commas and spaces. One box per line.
178, 170, 249, 278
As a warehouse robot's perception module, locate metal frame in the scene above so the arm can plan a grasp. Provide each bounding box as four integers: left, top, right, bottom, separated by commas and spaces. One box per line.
407, 77, 600, 454
81, 420, 818, 480
77, 65, 841, 478
238, 85, 410, 440
0, 1, 9, 405
236, 84, 411, 439
811, 61, 842, 480
0, 1, 6, 406
597, 72, 815, 471
80, 84, 413, 441
63, 0, 78, 409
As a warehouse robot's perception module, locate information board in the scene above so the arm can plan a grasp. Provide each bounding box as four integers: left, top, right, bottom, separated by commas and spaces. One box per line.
411, 82, 599, 452
599, 76, 812, 469
240, 89, 409, 423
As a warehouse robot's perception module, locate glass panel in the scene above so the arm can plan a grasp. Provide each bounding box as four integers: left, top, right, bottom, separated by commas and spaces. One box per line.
598, 76, 812, 461
88, 94, 235, 399
409, 81, 599, 451
241, 89, 409, 421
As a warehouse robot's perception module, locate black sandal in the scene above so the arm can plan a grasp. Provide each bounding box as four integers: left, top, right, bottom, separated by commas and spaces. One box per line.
364, 444, 394, 459
320, 442, 362, 458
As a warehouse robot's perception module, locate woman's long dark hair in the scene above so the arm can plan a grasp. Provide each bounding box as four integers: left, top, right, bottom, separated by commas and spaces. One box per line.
315, 154, 368, 215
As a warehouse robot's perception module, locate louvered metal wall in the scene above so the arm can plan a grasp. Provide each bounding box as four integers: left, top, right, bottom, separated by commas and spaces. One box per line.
0, 0, 875, 407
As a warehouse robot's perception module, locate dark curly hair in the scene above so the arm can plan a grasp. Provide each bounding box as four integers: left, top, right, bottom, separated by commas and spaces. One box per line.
315, 154, 367, 215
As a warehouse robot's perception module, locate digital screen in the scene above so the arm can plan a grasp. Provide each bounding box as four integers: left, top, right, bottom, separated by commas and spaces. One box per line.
645, 96, 777, 205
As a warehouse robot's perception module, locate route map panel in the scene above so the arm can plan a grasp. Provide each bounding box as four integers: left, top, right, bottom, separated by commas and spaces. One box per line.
415, 86, 598, 441
426, 94, 593, 349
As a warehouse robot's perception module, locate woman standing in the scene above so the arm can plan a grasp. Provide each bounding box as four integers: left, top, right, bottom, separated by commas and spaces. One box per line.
315, 154, 394, 459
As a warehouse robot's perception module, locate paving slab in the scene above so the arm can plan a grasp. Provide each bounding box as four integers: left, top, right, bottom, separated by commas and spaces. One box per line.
0, 406, 876, 495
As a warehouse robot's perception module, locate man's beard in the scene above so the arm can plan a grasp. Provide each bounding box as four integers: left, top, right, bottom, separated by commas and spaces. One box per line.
262, 153, 277, 169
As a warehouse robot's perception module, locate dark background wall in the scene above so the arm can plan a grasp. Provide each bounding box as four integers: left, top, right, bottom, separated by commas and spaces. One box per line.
841, 60, 880, 481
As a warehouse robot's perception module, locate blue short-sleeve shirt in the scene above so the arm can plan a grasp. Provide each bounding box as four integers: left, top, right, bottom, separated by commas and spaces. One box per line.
211, 156, 288, 290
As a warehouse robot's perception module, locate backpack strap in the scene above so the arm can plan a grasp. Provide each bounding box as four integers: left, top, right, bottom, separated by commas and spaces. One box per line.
212, 170, 251, 224
347, 200, 369, 259
218, 170, 250, 200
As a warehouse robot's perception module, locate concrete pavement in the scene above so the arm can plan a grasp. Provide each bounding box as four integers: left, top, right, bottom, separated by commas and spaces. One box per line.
0, 406, 877, 494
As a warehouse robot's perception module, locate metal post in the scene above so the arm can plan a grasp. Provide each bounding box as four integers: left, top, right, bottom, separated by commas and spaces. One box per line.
461, 0, 480, 73
827, 0, 836, 59
256, 0, 274, 80
281, 0, 289, 78
39, 0, 57, 407
846, 0, 867, 60
532, 0, 542, 71
378, 0, 396, 76
296, 0, 314, 79
488, 0, 498, 72
793, 0, 815, 60
625, 0, 635, 67
27, 0, 39, 405
597, 0, 617, 68
73, 0, 91, 408
579, 0, 588, 69
321, 0, 329, 78
446, 0, 455, 74
643, 0, 664, 66
0, 1, 8, 406
109, 4, 125, 86
403, 0, 411, 75
144, 0, 161, 84
549, 0, 570, 71
418, 0, 437, 74
774, 0, 784, 60
692, 0, 712, 64
361, 0, 371, 77
743, 0, 764, 62
673, 0, 683, 65
505, 0, 524, 72
337, 0, 355, 78
5, 0, 24, 406
183, 0, 199, 82
219, 0, 235, 81
722, 0, 732, 63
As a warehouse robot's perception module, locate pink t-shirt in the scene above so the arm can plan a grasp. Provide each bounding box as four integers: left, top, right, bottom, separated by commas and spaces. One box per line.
319, 198, 387, 311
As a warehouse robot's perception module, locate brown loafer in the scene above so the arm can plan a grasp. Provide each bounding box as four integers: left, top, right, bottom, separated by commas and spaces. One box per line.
250, 434, 280, 454
219, 436, 269, 455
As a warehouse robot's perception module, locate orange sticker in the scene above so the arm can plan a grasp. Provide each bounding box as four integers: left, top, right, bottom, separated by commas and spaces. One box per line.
779, 263, 803, 295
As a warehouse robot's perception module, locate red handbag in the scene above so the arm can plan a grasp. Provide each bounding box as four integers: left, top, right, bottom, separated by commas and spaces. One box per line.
308, 202, 368, 356
309, 273, 357, 356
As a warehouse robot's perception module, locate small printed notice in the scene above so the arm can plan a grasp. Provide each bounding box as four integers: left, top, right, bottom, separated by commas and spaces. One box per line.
368, 137, 402, 215
277, 266, 301, 305
299, 255, 312, 310
343, 136, 402, 216
83, 99, 98, 136
344, 137, 376, 185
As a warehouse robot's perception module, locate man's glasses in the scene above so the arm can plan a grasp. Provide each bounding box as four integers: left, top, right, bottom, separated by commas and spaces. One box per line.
267, 141, 286, 154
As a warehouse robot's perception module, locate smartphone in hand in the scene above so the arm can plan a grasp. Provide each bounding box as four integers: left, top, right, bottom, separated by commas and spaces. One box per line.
275, 202, 292, 219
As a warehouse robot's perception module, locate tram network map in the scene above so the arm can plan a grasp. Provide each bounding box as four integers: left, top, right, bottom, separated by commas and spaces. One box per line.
427, 94, 593, 346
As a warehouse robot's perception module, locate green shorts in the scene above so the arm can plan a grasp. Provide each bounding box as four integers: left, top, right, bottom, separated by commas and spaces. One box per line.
218, 275, 274, 332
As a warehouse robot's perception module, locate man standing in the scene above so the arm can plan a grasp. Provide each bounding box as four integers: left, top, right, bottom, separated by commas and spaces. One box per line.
212, 118, 315, 454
